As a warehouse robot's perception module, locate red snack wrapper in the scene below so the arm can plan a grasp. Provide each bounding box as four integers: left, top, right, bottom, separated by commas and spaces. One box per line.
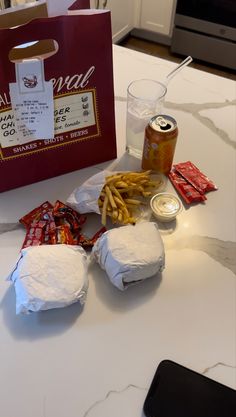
169, 169, 207, 205
53, 201, 87, 231
54, 225, 74, 245
77, 227, 107, 248
77, 234, 93, 248
19, 201, 53, 228
22, 220, 46, 249
174, 161, 217, 194
91, 226, 107, 243
44, 220, 56, 244
20, 200, 89, 248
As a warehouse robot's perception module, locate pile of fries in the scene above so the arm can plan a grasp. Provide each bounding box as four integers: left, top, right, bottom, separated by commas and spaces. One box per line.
98, 170, 162, 225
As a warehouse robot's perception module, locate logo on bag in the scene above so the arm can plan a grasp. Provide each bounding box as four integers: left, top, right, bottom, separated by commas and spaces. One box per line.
50, 66, 95, 93
22, 75, 38, 89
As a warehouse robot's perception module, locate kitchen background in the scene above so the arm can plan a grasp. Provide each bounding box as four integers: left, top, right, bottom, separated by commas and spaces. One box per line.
45, 0, 236, 80
1, 1, 235, 80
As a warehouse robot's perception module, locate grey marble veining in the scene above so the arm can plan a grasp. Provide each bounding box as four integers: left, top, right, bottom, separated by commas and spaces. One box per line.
165, 235, 236, 275
165, 99, 236, 150
115, 95, 236, 149
0, 223, 21, 235
1, 225, 235, 274
80, 365, 236, 416
82, 384, 147, 417
202, 361, 236, 376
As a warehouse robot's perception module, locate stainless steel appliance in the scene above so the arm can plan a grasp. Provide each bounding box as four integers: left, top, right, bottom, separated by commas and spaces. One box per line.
171, 0, 236, 70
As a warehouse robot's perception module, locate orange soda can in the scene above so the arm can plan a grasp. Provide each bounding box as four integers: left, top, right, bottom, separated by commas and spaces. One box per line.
141, 115, 178, 174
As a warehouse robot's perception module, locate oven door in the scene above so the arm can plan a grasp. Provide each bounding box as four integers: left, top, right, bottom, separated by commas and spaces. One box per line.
175, 0, 236, 41
176, 0, 236, 28
172, 0, 236, 70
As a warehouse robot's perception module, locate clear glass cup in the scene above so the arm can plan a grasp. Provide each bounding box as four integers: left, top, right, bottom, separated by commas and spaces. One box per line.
126, 79, 167, 159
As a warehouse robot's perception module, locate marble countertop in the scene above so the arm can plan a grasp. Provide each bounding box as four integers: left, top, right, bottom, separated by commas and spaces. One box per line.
0, 45, 235, 417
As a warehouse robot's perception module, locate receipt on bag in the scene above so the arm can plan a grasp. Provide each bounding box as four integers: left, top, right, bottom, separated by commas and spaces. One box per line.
92, 222, 165, 290
9, 59, 54, 142
8, 244, 89, 314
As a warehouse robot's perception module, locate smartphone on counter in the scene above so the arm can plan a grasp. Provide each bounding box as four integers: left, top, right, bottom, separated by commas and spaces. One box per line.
143, 360, 236, 417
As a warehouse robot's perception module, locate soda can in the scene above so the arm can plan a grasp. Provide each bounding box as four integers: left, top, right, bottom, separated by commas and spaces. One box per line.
141, 114, 178, 174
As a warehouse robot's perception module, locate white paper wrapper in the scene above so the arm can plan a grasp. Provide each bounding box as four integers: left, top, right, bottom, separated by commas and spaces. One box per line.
8, 244, 89, 314
92, 222, 165, 290
67, 170, 111, 214
66, 170, 167, 221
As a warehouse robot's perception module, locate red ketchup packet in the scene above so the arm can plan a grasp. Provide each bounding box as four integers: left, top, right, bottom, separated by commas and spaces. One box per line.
53, 200, 87, 231
19, 200, 104, 250
54, 225, 74, 245
77, 227, 107, 248
19, 201, 53, 228
21, 220, 46, 249
169, 169, 207, 205
174, 161, 217, 194
44, 220, 56, 244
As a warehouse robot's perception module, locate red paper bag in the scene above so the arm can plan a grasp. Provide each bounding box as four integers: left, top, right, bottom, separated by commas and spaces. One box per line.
0, 4, 116, 192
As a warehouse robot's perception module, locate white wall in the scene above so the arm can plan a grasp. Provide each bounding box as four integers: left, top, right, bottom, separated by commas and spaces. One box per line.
46, 0, 76, 16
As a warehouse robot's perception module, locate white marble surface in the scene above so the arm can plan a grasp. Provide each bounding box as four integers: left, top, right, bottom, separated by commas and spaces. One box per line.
0, 45, 235, 417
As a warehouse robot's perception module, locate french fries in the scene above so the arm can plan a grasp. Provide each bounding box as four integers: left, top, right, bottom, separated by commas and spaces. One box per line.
98, 171, 162, 225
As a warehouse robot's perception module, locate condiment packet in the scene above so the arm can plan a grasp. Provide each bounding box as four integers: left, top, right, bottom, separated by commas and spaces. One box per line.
168, 168, 207, 205
19, 200, 105, 249
174, 161, 217, 194
53, 200, 87, 230
77, 227, 107, 248
22, 220, 46, 249
19, 201, 53, 227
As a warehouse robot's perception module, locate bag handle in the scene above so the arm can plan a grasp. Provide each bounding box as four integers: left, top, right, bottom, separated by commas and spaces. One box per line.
0, 16, 77, 62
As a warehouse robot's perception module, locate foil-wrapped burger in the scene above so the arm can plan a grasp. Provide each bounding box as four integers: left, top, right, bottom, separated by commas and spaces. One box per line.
8, 244, 88, 314
92, 222, 165, 290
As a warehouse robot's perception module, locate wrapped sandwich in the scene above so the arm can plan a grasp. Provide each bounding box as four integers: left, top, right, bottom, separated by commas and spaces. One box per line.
92, 221, 165, 290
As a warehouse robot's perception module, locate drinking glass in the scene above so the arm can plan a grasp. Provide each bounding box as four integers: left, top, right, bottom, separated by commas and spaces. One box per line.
126, 79, 167, 158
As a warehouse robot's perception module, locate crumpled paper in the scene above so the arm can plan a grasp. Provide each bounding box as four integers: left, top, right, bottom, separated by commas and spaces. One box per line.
8, 244, 89, 314
67, 170, 110, 214
92, 221, 165, 290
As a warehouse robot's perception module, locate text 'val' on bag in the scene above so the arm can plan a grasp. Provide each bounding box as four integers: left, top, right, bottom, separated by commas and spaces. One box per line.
0, 0, 117, 192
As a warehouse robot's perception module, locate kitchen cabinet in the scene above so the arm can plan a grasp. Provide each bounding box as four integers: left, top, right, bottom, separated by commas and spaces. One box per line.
90, 0, 135, 43
47, 0, 134, 43
47, 1, 176, 43
140, 0, 176, 36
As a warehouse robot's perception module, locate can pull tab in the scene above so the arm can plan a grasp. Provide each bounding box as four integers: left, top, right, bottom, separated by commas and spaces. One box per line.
155, 116, 171, 131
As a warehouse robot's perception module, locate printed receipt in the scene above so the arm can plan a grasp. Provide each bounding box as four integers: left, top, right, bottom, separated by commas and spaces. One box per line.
1, 61, 97, 150
9, 60, 54, 142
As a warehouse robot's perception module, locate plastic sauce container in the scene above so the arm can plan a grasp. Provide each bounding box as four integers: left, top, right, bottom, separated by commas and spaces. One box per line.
150, 192, 182, 222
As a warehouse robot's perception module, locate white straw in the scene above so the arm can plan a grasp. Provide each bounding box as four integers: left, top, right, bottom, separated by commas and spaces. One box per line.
165, 56, 193, 85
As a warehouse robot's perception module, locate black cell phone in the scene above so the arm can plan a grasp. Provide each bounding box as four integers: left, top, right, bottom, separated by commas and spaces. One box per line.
143, 360, 236, 417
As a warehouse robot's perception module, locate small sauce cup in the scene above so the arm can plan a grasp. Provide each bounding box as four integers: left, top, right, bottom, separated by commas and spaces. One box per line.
150, 192, 182, 222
